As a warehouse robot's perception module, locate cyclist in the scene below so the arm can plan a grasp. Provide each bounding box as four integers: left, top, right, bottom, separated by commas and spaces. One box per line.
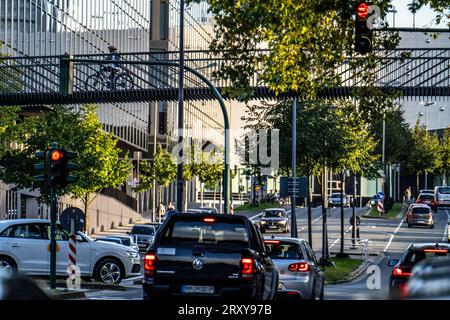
102, 45, 121, 87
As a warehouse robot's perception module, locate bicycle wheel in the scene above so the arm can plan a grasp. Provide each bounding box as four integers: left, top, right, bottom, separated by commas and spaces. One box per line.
85, 74, 105, 91
114, 73, 134, 90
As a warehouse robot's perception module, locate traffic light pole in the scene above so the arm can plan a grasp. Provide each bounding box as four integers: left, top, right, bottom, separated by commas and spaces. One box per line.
290, 97, 298, 238
49, 184, 57, 289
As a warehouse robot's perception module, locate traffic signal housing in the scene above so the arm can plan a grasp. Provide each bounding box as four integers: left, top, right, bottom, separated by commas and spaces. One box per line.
33, 150, 49, 186
48, 147, 78, 188
355, 1, 373, 54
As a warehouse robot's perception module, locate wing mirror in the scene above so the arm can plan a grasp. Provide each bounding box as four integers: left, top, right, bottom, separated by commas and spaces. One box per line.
388, 259, 399, 267
75, 235, 84, 242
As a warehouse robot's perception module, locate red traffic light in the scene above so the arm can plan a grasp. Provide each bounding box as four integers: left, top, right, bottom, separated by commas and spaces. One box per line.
357, 2, 369, 19
50, 150, 63, 161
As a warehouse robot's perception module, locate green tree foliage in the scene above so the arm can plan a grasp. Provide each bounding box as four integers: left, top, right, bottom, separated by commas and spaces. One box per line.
195, 150, 223, 206
192, 0, 399, 101
438, 128, 450, 184
0, 106, 131, 228
407, 123, 442, 189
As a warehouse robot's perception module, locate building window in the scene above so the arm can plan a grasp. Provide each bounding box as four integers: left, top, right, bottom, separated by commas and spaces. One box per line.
160, 1, 168, 40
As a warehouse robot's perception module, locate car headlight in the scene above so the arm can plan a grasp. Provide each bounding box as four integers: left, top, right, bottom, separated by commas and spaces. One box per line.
279, 220, 287, 224
260, 220, 267, 224
126, 251, 140, 259
329, 200, 333, 203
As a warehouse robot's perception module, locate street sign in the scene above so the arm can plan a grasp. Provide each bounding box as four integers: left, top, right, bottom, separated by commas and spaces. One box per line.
60, 207, 85, 233
376, 191, 385, 200
280, 176, 307, 198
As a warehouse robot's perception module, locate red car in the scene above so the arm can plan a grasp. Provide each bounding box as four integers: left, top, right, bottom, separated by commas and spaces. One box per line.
416, 193, 438, 211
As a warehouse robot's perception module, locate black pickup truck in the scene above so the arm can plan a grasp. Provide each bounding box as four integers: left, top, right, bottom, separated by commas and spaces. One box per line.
143, 213, 278, 300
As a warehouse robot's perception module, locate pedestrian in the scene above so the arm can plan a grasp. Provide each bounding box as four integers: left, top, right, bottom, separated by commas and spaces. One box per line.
404, 186, 412, 204
168, 201, 175, 211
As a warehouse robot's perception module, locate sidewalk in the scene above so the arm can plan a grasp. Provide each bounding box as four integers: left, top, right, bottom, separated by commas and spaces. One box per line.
90, 218, 151, 238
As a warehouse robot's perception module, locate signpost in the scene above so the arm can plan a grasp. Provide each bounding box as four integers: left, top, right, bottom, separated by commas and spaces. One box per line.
280, 176, 308, 198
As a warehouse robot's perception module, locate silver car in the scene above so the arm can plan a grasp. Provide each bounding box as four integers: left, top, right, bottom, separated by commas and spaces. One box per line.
264, 236, 324, 300
128, 224, 156, 252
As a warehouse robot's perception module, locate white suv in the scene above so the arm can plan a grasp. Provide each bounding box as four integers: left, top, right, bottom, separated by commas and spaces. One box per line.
0, 219, 141, 284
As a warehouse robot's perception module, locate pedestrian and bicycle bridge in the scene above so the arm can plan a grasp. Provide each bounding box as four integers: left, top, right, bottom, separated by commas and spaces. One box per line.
0, 47, 449, 106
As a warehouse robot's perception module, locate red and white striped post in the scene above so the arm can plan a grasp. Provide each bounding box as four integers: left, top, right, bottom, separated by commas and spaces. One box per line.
230, 203, 234, 215
377, 201, 385, 215
68, 218, 77, 274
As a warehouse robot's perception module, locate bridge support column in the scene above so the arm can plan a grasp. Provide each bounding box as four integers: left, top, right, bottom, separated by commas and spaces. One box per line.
60, 54, 74, 95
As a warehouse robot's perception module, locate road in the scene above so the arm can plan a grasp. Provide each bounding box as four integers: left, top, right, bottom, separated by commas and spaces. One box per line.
78, 206, 450, 300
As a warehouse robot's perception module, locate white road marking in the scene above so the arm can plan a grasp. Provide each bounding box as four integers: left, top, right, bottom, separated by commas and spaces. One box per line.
383, 218, 405, 252
442, 209, 450, 242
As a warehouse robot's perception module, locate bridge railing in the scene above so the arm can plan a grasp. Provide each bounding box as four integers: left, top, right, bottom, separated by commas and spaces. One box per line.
0, 49, 449, 101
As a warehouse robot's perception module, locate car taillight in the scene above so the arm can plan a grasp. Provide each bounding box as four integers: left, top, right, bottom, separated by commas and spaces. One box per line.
241, 257, 255, 278
393, 267, 411, 277
144, 252, 156, 276
288, 262, 310, 272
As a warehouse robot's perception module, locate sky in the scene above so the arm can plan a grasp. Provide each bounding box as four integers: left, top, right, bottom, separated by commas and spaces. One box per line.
389, 0, 449, 28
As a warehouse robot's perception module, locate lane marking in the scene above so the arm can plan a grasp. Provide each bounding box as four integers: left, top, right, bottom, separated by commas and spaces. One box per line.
442, 209, 450, 242
383, 218, 405, 253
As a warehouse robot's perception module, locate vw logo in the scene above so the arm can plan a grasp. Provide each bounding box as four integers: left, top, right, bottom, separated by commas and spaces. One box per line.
192, 258, 204, 270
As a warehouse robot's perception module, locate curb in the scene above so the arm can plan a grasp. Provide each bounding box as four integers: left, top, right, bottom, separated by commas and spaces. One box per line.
47, 289, 87, 300
326, 256, 381, 285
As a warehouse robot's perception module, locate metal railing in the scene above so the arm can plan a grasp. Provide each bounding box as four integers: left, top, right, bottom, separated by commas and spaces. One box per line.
0, 48, 449, 105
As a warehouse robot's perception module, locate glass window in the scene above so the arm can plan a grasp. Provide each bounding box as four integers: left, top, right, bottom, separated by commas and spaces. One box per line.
402, 249, 450, 267
266, 242, 303, 260
0, 226, 15, 238
9, 224, 44, 239
161, 219, 249, 247
43, 224, 70, 241
159, 1, 168, 40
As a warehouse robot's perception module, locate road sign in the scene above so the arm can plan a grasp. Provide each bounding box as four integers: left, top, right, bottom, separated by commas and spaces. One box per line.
280, 176, 307, 198
60, 207, 85, 233
376, 191, 385, 200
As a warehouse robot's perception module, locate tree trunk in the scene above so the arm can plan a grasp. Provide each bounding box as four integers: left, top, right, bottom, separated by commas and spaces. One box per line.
184, 180, 188, 212
307, 175, 312, 246
83, 194, 89, 233
416, 173, 420, 194
339, 172, 345, 256
159, 186, 163, 222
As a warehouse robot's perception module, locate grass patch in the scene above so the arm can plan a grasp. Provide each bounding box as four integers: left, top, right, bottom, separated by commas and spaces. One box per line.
324, 258, 363, 284
368, 202, 404, 218
234, 202, 280, 212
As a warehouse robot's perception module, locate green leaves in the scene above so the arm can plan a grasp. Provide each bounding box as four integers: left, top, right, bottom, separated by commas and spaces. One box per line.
0, 105, 131, 204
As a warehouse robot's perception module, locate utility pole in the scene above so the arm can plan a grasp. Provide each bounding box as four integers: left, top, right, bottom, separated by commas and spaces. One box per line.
291, 97, 298, 238
176, 0, 185, 213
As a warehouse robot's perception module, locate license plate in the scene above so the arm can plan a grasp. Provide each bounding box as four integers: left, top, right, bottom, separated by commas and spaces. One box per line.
181, 285, 214, 294
269, 225, 278, 229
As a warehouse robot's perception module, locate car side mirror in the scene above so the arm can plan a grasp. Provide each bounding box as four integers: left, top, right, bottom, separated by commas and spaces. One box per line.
388, 259, 399, 267
126, 231, 130, 235
76, 235, 84, 242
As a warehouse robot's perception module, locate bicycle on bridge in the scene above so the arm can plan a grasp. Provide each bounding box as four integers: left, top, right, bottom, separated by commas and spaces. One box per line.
84, 45, 134, 91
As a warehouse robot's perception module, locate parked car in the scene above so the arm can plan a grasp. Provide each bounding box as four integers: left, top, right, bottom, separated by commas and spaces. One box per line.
143, 213, 278, 300
435, 186, 450, 207
96, 235, 139, 252
387, 243, 450, 299
406, 204, 434, 228
144, 222, 162, 231
264, 237, 324, 300
0, 219, 141, 284
259, 208, 290, 233
419, 189, 435, 195
328, 193, 349, 208
407, 257, 450, 299
416, 193, 438, 211
128, 224, 156, 252
198, 207, 218, 214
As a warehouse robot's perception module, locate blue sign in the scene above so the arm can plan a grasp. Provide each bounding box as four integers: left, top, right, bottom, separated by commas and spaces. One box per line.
377, 192, 385, 200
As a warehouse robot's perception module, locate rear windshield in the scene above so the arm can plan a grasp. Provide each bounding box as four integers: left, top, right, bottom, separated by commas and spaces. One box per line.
402, 249, 450, 267
419, 194, 435, 200
437, 187, 450, 194
330, 193, 345, 198
412, 207, 431, 214
131, 225, 155, 235
263, 211, 286, 218
160, 219, 249, 247
266, 242, 304, 260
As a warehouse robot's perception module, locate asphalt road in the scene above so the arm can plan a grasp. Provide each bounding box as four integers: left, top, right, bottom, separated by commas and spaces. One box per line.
79, 206, 450, 300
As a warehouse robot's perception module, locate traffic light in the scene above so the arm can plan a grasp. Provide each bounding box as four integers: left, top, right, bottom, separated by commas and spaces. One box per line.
33, 150, 49, 186
48, 146, 78, 188
355, 1, 373, 54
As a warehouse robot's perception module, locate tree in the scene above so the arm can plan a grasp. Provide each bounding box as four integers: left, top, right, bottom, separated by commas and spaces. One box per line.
192, 0, 399, 102
195, 150, 223, 208
407, 123, 442, 190
0, 106, 131, 232
438, 128, 450, 185
135, 145, 177, 220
